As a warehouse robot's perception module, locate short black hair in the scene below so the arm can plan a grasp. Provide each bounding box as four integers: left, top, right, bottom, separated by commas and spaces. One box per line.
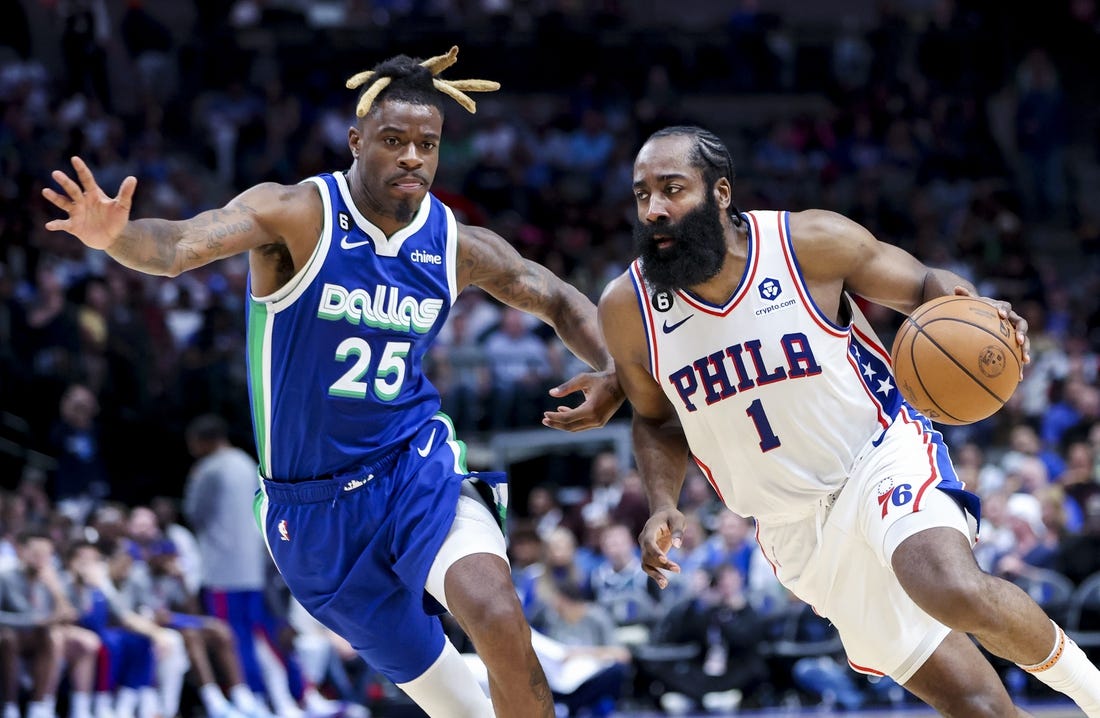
646, 125, 743, 225
16, 530, 51, 546
185, 414, 228, 444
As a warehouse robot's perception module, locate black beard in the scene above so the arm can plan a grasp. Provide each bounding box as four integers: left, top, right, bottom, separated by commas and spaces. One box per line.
634, 193, 728, 293
394, 199, 414, 224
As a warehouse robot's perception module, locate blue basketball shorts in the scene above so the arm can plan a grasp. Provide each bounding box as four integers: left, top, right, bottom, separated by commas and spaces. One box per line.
256, 413, 505, 684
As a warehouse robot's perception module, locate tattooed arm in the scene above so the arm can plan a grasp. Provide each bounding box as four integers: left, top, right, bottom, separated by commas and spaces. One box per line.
457, 223, 623, 430
457, 223, 611, 371
43, 157, 320, 291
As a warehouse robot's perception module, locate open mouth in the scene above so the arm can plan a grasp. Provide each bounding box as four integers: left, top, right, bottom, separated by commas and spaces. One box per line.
654, 234, 675, 250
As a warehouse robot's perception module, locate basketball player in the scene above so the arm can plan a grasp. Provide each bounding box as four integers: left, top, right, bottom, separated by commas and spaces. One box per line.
42, 48, 623, 718
598, 126, 1100, 716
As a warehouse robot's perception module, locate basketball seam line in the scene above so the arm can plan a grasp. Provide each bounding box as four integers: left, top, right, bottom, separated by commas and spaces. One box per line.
913, 324, 1012, 405
918, 316, 1021, 370
905, 317, 965, 423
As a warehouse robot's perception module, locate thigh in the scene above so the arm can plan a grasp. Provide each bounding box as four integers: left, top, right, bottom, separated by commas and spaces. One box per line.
324, 584, 447, 685
815, 519, 951, 684
902, 631, 1021, 716
425, 491, 508, 613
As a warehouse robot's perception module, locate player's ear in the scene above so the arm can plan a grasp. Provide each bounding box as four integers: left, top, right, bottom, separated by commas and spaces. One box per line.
713, 177, 732, 210
348, 125, 362, 159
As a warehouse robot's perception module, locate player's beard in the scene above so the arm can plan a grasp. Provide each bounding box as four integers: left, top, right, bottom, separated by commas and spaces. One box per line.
634, 192, 728, 293
395, 199, 414, 224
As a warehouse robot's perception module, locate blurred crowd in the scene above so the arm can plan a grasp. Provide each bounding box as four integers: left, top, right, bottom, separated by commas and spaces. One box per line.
2, 0, 1100, 715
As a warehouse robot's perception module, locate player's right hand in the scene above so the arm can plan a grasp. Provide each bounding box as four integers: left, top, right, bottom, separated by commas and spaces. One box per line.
639, 507, 685, 589
42, 156, 137, 250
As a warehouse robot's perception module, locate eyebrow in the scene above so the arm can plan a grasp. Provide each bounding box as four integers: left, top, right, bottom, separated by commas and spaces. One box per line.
377, 126, 441, 141
633, 172, 690, 188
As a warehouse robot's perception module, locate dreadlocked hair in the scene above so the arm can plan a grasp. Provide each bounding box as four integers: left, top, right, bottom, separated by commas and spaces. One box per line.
345, 46, 500, 119
649, 125, 743, 226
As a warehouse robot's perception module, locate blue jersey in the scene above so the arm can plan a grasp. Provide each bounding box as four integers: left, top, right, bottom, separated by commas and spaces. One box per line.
245, 172, 458, 481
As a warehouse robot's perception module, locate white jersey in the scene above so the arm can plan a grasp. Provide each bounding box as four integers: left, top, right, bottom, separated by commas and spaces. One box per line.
630, 210, 903, 522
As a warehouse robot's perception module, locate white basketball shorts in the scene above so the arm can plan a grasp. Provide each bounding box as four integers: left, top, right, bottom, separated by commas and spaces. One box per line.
754, 410, 977, 684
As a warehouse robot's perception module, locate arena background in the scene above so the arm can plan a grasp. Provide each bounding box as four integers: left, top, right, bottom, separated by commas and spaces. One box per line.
2, 0, 1099, 716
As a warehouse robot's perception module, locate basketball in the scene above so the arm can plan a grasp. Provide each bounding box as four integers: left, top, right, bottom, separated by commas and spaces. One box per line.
890, 295, 1023, 425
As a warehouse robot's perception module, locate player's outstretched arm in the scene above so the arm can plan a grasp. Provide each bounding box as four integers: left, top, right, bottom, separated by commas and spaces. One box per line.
43, 156, 293, 277
457, 222, 623, 430
598, 274, 690, 589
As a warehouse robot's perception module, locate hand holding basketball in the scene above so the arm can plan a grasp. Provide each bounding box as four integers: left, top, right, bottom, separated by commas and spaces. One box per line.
890, 289, 1028, 425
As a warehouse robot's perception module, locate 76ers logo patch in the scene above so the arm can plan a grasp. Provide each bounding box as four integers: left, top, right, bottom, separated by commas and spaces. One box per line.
875, 478, 915, 518
278, 519, 290, 541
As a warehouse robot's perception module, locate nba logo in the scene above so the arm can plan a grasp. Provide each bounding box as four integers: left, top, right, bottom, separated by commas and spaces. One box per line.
278, 520, 290, 541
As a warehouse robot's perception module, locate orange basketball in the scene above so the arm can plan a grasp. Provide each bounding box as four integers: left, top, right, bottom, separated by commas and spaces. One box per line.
890, 295, 1023, 425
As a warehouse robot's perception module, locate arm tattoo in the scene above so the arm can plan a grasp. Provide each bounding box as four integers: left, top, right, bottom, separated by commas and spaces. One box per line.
108, 206, 258, 276
462, 226, 612, 371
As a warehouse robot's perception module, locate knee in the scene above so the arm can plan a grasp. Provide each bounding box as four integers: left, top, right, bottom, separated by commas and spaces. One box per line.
76, 627, 101, 654
208, 619, 235, 646
462, 598, 531, 641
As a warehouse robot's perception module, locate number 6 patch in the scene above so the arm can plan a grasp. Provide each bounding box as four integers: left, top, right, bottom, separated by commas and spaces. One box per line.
652, 291, 673, 313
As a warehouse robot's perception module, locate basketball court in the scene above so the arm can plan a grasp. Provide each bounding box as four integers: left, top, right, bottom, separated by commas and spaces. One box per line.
619, 703, 1084, 717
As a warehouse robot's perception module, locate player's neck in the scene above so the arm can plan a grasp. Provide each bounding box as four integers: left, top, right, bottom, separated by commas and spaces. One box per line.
346, 173, 412, 238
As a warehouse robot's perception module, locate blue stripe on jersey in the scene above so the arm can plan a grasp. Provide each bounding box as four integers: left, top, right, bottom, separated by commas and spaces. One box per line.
849, 333, 902, 419
246, 174, 454, 481
899, 404, 968, 492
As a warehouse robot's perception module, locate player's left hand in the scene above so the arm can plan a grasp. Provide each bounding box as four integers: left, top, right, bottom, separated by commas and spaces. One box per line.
953, 286, 1031, 370
542, 368, 624, 432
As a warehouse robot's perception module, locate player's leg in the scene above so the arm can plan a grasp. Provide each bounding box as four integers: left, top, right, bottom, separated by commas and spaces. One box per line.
859, 412, 1100, 716
894, 525, 1100, 716
900, 631, 1029, 717
61, 625, 101, 718
791, 448, 1017, 715
0, 628, 18, 710
424, 491, 553, 718
203, 590, 266, 697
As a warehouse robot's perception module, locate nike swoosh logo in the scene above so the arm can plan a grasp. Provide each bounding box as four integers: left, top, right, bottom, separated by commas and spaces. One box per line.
662, 315, 694, 333
340, 235, 372, 250
417, 427, 437, 457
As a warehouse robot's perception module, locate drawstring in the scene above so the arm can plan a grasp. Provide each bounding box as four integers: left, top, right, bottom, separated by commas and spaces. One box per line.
816, 484, 845, 547
332, 472, 375, 507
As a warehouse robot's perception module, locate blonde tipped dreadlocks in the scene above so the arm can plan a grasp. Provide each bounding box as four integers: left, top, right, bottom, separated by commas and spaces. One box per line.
345, 46, 500, 118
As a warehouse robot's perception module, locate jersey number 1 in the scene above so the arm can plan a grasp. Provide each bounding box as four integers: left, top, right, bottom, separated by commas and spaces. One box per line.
746, 399, 781, 452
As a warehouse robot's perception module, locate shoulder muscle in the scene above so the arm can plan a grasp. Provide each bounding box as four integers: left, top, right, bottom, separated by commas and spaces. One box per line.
599, 273, 674, 421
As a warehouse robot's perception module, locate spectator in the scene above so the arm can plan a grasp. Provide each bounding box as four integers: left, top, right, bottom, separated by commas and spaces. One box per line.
1055, 493, 1100, 587
588, 523, 658, 629
143, 541, 274, 718
65, 539, 179, 718
482, 308, 555, 428
649, 565, 768, 713
529, 578, 630, 718
3, 532, 101, 718
182, 415, 303, 717
49, 383, 109, 523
